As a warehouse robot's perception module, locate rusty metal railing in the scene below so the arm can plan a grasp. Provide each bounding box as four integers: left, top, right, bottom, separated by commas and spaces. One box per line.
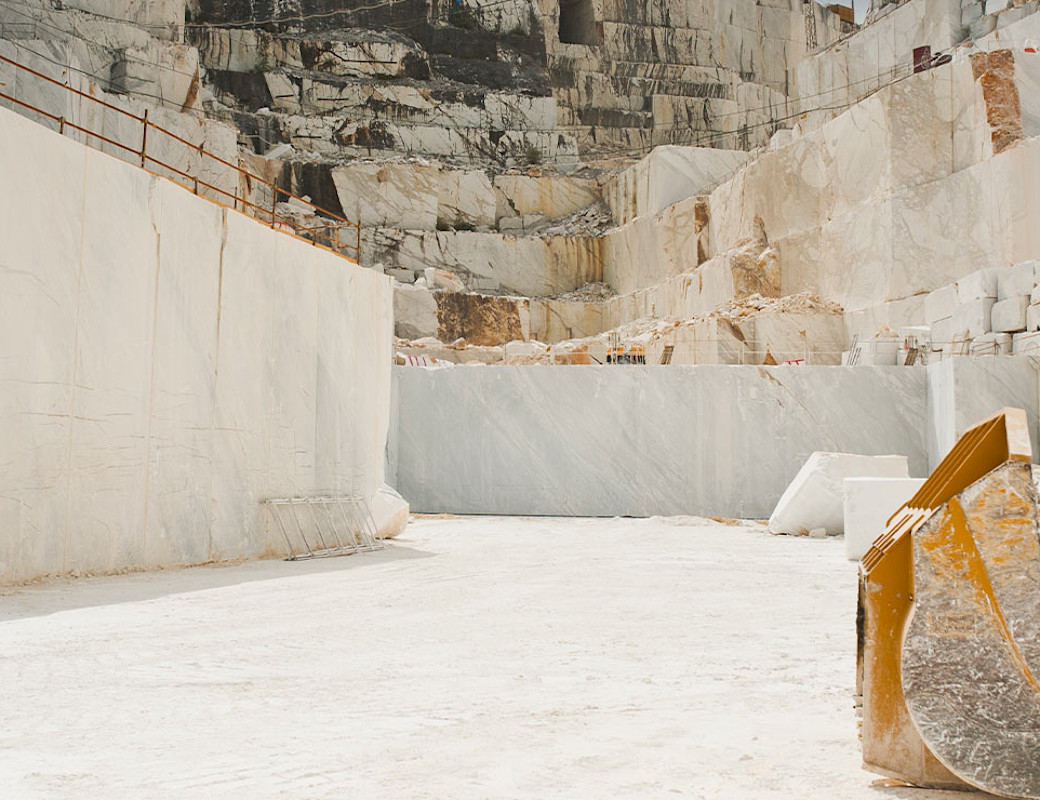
0, 51, 362, 262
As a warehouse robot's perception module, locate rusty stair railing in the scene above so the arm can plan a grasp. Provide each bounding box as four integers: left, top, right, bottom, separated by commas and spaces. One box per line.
0, 51, 362, 262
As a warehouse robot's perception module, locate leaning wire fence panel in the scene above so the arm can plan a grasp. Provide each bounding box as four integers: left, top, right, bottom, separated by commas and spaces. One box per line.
264, 497, 387, 560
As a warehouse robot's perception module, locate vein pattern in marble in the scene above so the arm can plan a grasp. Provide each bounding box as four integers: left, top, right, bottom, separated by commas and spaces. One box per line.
393, 365, 928, 519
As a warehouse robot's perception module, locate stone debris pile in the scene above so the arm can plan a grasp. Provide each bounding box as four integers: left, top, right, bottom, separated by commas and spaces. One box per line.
538, 203, 615, 238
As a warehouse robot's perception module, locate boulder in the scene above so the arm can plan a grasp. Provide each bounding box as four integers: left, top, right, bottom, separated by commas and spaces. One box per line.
371, 484, 410, 539
970, 332, 1013, 355
950, 297, 995, 339
956, 268, 999, 303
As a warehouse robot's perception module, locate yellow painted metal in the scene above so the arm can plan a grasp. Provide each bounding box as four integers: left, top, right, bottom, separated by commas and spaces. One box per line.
859, 408, 1040, 796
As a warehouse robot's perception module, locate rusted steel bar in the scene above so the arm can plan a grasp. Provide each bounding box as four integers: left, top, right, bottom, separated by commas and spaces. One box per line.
0, 89, 61, 123
147, 122, 348, 221
1, 52, 363, 263
62, 119, 139, 154
140, 110, 149, 167
0, 53, 143, 121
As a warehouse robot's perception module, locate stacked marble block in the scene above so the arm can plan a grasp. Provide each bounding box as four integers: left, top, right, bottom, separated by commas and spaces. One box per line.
924, 262, 1040, 356
962, 0, 1040, 36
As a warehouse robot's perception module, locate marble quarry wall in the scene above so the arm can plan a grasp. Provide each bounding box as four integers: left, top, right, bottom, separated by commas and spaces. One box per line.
391, 365, 929, 518
186, 0, 577, 166
183, 0, 843, 162
392, 355, 1040, 517
542, 0, 843, 152
0, 39, 249, 207
797, 0, 964, 126
710, 50, 1040, 313
0, 105, 394, 584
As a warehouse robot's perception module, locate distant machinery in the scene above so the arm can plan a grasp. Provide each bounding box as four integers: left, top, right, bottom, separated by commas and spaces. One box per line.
605, 332, 647, 365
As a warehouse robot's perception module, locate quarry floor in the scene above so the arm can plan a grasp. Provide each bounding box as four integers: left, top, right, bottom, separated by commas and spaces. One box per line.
0, 517, 988, 800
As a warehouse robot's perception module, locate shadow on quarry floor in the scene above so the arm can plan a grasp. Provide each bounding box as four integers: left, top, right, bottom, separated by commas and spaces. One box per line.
0, 542, 436, 622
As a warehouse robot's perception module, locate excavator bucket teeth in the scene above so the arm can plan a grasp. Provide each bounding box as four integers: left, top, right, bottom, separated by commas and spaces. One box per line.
860, 408, 1040, 798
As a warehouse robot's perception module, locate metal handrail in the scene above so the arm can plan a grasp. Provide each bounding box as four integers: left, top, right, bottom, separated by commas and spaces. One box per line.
0, 51, 362, 262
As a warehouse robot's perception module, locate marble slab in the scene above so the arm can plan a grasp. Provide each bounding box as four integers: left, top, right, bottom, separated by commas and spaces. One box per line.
927, 356, 1040, 468
393, 365, 928, 519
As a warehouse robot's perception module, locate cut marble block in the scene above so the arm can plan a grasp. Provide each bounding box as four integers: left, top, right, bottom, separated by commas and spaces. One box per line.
768, 453, 911, 536
991, 296, 1029, 333
930, 316, 953, 350
950, 297, 995, 338
925, 284, 960, 325
1013, 330, 1040, 354
970, 332, 1013, 355
843, 477, 926, 561
955, 268, 999, 303
997, 260, 1039, 301
1028, 304, 1040, 332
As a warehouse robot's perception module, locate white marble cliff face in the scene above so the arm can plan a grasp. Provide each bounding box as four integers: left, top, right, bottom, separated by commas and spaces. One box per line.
393, 365, 928, 519
795, 0, 963, 120
704, 54, 1040, 313
367, 229, 603, 297
0, 106, 394, 584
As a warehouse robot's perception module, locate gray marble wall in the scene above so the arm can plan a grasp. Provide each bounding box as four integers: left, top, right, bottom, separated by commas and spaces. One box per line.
392, 365, 929, 519
926, 357, 1040, 469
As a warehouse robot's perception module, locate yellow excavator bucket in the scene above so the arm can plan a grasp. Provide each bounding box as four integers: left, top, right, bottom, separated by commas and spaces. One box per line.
859, 408, 1040, 798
